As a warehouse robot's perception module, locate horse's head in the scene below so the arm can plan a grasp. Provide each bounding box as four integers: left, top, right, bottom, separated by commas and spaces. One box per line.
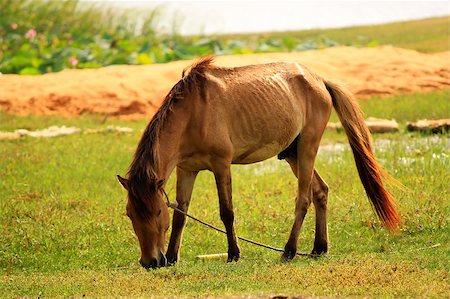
117, 175, 170, 269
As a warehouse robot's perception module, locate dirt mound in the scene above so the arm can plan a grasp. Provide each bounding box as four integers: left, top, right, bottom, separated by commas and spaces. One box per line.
0, 46, 448, 119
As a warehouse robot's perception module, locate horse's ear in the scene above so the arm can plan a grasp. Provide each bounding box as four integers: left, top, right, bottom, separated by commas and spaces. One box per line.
117, 175, 129, 190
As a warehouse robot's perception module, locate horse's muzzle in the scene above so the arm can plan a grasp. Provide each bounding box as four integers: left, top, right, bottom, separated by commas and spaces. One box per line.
140, 251, 167, 269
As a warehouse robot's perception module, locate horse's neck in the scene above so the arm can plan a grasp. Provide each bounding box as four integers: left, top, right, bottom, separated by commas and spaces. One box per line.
155, 117, 184, 181
154, 88, 197, 180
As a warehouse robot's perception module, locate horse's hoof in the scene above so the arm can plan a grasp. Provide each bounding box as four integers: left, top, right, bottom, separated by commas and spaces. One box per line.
311, 249, 327, 256
227, 252, 240, 262
166, 255, 178, 265
167, 260, 177, 266
311, 244, 328, 256
281, 250, 296, 262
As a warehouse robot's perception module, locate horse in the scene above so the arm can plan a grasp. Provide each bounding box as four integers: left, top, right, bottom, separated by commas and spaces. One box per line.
117, 56, 400, 269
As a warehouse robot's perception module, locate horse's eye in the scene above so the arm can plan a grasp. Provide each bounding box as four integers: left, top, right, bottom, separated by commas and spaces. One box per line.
157, 209, 162, 217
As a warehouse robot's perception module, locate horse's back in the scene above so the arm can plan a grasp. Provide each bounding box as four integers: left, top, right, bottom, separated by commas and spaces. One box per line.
187, 62, 330, 164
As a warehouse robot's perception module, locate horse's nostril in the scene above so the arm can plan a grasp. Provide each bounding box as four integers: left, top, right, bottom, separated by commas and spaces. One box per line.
150, 258, 159, 268
139, 259, 151, 269
140, 254, 166, 269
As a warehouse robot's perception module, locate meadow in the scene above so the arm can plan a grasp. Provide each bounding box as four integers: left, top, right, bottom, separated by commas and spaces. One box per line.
0, 90, 448, 297
1, 2, 449, 295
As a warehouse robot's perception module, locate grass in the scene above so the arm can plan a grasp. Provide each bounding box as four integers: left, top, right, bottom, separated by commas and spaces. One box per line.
328, 89, 450, 124
229, 16, 450, 53
357, 90, 450, 122
0, 91, 449, 298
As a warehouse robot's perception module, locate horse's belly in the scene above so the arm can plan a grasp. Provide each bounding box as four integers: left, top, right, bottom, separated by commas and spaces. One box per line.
230, 110, 302, 164
232, 142, 286, 164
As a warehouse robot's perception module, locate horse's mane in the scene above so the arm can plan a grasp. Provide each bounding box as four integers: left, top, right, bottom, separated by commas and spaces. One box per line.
126, 56, 215, 217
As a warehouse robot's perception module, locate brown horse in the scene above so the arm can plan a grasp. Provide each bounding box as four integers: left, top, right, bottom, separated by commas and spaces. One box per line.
117, 57, 400, 269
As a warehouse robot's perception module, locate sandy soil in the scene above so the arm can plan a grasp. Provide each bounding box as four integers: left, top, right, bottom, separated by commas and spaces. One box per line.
0, 46, 448, 119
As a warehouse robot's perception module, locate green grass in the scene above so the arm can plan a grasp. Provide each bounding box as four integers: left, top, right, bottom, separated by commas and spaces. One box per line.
358, 90, 450, 122
0, 112, 143, 132
0, 91, 449, 297
328, 89, 450, 124
229, 16, 450, 53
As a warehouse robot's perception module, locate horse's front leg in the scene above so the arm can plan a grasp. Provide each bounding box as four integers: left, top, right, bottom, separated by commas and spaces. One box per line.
166, 167, 198, 264
213, 164, 240, 262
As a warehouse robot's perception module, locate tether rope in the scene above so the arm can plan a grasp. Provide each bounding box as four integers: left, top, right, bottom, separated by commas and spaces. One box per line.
162, 188, 324, 258
160, 189, 441, 260
113, 189, 441, 270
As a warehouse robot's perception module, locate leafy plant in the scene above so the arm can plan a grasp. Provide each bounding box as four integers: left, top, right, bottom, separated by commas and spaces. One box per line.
0, 0, 338, 75
0, 0, 447, 75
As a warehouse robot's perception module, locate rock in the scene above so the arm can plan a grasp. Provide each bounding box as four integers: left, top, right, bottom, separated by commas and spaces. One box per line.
407, 119, 450, 133
326, 122, 342, 131
84, 126, 133, 134
327, 118, 399, 133
365, 117, 399, 133
15, 126, 80, 138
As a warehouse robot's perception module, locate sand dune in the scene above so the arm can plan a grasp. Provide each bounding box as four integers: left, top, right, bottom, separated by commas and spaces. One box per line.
0, 46, 448, 119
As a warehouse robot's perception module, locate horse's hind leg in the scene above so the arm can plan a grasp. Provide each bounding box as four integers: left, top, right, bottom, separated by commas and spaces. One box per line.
311, 170, 329, 255
284, 159, 329, 255
283, 156, 311, 260
282, 124, 327, 260
166, 167, 198, 264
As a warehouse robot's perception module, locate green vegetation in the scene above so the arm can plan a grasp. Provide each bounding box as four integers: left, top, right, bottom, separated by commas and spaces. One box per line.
0, 92, 448, 297
0, 0, 165, 74
328, 89, 450, 123
1, 0, 448, 75
238, 16, 450, 53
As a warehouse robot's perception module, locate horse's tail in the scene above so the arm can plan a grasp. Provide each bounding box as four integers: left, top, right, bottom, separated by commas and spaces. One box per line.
324, 80, 401, 231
